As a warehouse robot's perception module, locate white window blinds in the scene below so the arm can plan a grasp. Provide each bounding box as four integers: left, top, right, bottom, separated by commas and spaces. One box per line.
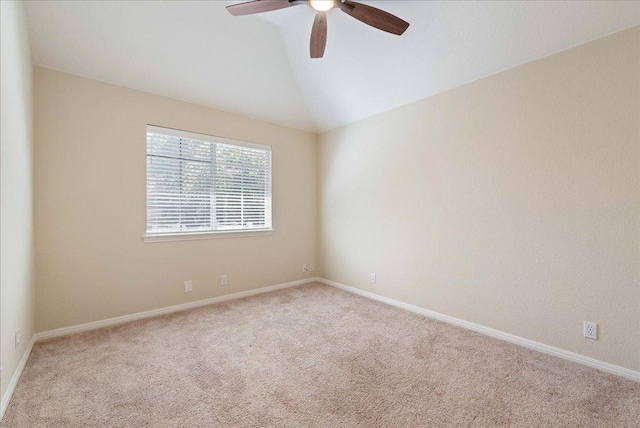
146, 126, 272, 236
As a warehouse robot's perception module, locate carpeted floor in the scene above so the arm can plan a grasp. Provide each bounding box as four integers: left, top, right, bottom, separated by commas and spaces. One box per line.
2, 283, 639, 427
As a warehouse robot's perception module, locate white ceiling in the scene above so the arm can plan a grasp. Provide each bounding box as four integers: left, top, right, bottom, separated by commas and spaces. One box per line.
25, 1, 640, 133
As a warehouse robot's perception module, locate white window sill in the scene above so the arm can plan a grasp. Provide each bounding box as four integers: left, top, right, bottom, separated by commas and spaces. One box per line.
143, 229, 274, 243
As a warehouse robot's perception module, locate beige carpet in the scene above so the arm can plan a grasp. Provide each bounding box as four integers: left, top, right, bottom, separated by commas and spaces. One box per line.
2, 283, 639, 427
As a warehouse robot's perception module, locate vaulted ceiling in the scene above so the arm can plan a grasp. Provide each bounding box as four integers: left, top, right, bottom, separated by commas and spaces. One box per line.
25, 1, 640, 133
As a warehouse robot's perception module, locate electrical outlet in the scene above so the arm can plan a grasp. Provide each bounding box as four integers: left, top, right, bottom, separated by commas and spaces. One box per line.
184, 280, 193, 293
583, 321, 597, 340
15, 329, 20, 349
309, 263, 315, 272
221, 275, 228, 286
370, 273, 376, 283
303, 264, 309, 273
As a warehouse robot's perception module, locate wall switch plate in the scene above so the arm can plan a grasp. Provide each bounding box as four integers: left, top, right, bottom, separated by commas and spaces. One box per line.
370, 273, 376, 283
303, 264, 309, 272
583, 321, 597, 340
221, 275, 228, 286
15, 329, 20, 349
309, 263, 315, 272
184, 280, 193, 293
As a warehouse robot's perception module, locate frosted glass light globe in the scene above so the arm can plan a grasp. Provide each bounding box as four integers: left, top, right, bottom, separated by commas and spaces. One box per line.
309, 0, 335, 12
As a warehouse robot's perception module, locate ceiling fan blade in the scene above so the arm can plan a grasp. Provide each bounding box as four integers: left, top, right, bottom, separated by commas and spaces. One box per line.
310, 12, 328, 58
339, 0, 409, 35
226, 0, 293, 16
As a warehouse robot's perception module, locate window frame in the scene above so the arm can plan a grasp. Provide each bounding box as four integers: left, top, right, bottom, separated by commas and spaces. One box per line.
143, 125, 274, 243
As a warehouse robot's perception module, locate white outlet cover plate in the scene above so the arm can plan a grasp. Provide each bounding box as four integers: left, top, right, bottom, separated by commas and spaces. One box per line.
184, 280, 193, 293
583, 321, 597, 340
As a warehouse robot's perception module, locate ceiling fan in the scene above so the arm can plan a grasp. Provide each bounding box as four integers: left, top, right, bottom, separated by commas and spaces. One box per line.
226, 0, 410, 58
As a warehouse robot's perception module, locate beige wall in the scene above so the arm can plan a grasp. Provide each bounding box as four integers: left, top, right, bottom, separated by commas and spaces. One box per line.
319, 27, 640, 371
1, 1, 36, 400
34, 67, 318, 332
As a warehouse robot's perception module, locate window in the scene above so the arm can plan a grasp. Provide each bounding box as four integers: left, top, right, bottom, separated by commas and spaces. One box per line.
145, 126, 272, 240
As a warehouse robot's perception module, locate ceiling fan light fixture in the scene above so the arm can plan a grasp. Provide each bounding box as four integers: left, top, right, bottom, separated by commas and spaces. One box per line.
227, 0, 410, 58
309, 0, 335, 12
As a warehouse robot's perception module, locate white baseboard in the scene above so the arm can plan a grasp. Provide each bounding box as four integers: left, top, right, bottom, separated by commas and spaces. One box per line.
318, 278, 640, 382
1, 335, 36, 420
35, 277, 321, 342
